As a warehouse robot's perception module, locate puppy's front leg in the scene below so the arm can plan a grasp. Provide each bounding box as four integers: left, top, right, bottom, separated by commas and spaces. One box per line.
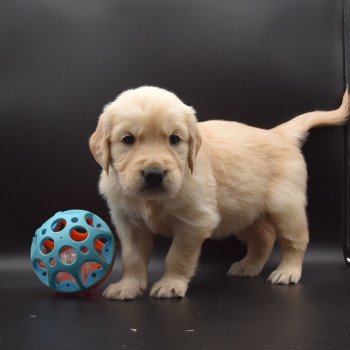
150, 231, 207, 298
103, 226, 153, 300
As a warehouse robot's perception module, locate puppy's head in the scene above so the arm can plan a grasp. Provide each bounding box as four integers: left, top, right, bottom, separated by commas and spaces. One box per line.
89, 86, 201, 199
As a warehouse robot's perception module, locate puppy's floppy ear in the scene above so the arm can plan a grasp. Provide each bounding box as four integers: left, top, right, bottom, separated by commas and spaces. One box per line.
89, 110, 112, 174
186, 106, 202, 173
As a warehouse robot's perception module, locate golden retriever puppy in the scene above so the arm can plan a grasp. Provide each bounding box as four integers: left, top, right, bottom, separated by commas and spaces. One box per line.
89, 86, 349, 300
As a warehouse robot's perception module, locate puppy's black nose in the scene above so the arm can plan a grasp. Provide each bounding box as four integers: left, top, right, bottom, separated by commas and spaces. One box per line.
142, 168, 165, 187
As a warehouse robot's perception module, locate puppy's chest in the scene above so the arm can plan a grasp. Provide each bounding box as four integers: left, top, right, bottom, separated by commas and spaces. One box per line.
127, 202, 174, 236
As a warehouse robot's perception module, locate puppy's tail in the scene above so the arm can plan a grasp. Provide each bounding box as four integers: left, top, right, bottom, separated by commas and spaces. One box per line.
272, 89, 349, 145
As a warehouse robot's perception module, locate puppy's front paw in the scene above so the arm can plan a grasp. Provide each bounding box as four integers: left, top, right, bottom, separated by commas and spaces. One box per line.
103, 278, 146, 300
227, 260, 263, 277
150, 277, 188, 298
268, 268, 301, 285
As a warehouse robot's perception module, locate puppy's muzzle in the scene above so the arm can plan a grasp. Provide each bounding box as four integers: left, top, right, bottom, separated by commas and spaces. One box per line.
142, 168, 165, 188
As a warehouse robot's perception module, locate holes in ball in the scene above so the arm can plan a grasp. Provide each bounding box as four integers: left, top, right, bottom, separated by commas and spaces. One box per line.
59, 246, 77, 265
86, 218, 94, 227
85, 214, 94, 227
71, 217, 78, 223
80, 246, 88, 254
85, 213, 103, 229
55, 271, 77, 286
33, 259, 48, 279
51, 219, 66, 232
49, 258, 56, 267
36, 259, 46, 269
94, 237, 109, 261
80, 261, 102, 284
70, 227, 88, 242
98, 237, 108, 244
41, 229, 47, 235
41, 238, 54, 254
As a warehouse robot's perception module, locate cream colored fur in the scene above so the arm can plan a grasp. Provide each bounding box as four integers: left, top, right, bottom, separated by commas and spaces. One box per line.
89, 86, 349, 300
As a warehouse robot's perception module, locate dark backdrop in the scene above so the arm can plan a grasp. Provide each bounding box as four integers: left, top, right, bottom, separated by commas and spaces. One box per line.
0, 0, 346, 256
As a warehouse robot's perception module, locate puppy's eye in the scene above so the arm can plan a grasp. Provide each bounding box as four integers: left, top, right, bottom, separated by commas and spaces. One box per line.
169, 134, 181, 145
121, 135, 135, 145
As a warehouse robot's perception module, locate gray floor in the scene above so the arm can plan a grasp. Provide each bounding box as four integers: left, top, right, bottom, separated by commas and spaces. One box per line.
1, 242, 350, 350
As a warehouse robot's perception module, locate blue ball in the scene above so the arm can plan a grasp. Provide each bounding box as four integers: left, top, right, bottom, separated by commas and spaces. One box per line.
31, 209, 116, 293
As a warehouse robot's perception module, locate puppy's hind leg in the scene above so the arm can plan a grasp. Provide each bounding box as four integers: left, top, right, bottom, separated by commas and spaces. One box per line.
267, 187, 309, 285
267, 211, 309, 285
227, 217, 276, 277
